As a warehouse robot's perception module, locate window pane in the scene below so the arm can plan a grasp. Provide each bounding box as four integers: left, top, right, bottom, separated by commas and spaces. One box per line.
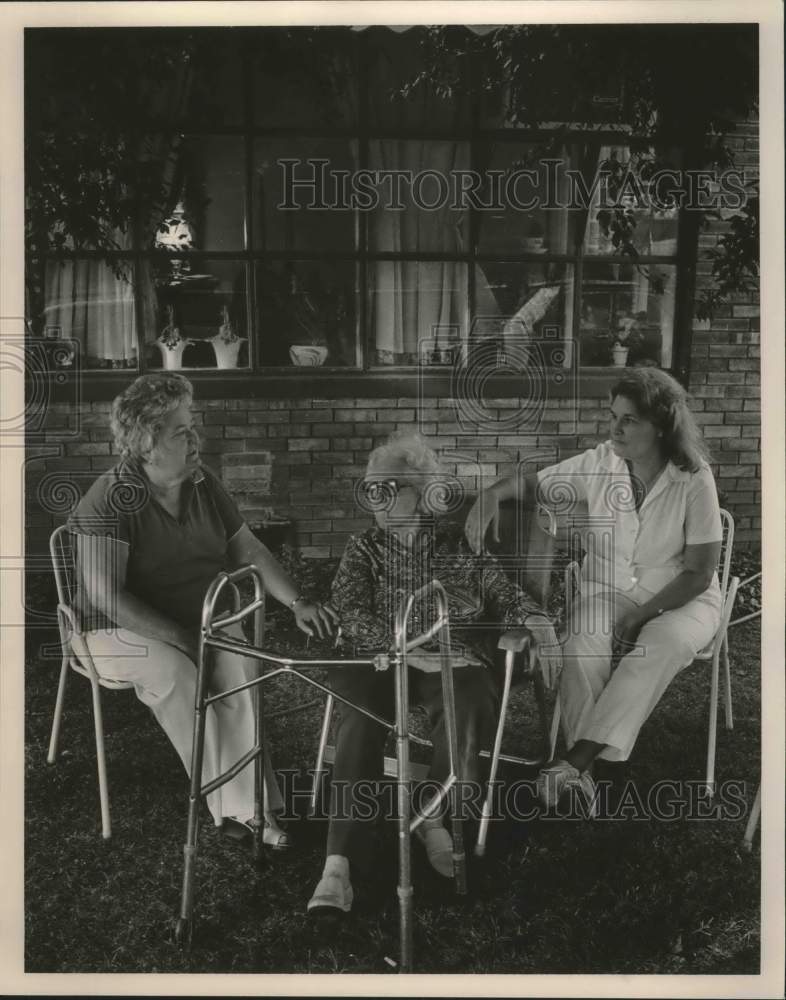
476, 142, 580, 254
368, 261, 468, 367
368, 141, 469, 253
473, 261, 574, 366
579, 261, 676, 368
256, 261, 357, 367
365, 27, 471, 132
252, 28, 357, 128
185, 32, 244, 128
581, 145, 681, 256
43, 258, 138, 370
143, 259, 249, 370
154, 135, 247, 251
254, 139, 358, 251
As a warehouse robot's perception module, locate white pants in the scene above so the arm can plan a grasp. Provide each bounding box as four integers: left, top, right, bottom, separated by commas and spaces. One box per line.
84, 623, 283, 824
560, 586, 721, 762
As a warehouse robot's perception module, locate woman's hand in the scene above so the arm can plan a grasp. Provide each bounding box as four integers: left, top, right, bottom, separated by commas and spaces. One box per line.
464, 489, 500, 554
611, 609, 645, 667
525, 615, 563, 690
498, 616, 562, 690
293, 600, 339, 640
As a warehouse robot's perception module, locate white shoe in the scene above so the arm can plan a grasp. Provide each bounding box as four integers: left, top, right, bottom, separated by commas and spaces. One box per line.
564, 770, 600, 819
536, 760, 580, 809
307, 872, 353, 915
414, 823, 454, 878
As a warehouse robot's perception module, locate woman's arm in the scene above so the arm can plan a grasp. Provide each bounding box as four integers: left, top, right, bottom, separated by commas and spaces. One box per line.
226, 523, 336, 638
329, 535, 389, 652
612, 541, 721, 663
628, 541, 721, 626
76, 534, 196, 660
464, 471, 538, 554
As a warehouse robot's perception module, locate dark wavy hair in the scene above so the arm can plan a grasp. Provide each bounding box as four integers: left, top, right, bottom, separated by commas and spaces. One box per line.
110, 372, 193, 460
610, 368, 711, 472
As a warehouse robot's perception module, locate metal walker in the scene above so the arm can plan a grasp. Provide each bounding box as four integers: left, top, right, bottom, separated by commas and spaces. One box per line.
174, 564, 466, 973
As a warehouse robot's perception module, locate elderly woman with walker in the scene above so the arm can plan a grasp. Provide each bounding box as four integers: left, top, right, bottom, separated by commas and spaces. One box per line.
307, 431, 561, 916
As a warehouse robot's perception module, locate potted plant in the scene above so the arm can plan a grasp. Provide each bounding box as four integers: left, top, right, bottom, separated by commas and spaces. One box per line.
155, 305, 192, 370
208, 305, 247, 369
611, 341, 630, 367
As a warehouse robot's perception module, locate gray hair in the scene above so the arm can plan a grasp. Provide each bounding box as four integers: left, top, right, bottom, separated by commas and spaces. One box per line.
110, 373, 193, 461
365, 430, 443, 485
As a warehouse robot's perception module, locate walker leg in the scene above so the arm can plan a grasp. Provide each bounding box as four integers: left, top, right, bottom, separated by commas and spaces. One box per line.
476, 652, 513, 858
176, 636, 211, 945
439, 645, 466, 895
90, 679, 112, 840
394, 654, 414, 973
311, 694, 334, 817
47, 657, 70, 764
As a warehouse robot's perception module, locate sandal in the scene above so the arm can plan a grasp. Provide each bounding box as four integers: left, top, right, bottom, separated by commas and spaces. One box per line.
536, 759, 580, 810
222, 816, 292, 851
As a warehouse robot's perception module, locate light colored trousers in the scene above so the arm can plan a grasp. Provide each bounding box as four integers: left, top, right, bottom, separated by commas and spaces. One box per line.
560, 585, 721, 762
84, 623, 283, 824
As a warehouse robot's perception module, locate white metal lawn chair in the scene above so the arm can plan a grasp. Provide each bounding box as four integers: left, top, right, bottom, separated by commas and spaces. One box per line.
47, 524, 135, 839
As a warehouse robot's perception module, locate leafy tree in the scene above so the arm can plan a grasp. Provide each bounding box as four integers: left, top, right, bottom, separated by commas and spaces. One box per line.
406, 24, 759, 318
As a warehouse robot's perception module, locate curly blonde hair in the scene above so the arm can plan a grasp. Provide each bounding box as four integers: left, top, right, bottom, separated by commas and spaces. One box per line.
110, 373, 193, 461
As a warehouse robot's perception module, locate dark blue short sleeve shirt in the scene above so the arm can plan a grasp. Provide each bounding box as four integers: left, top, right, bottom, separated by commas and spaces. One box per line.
67, 459, 244, 632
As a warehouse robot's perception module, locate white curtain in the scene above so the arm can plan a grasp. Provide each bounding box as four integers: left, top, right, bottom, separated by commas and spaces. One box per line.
369, 140, 468, 363
43, 255, 136, 363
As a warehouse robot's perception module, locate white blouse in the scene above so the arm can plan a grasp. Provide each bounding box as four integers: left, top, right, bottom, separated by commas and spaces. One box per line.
536, 441, 723, 610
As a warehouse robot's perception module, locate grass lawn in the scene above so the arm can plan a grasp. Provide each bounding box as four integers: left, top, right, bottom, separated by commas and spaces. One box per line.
23, 552, 762, 975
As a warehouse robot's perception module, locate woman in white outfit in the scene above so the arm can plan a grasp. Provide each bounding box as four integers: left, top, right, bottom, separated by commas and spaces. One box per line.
68, 373, 337, 845
465, 367, 723, 808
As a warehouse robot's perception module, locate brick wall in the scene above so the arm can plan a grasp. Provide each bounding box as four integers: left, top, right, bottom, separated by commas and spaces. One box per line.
688, 112, 761, 545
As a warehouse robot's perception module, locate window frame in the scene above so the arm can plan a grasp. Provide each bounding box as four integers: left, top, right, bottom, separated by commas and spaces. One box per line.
33, 26, 700, 391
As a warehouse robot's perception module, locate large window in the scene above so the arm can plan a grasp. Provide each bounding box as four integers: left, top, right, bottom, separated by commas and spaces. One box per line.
30, 26, 686, 374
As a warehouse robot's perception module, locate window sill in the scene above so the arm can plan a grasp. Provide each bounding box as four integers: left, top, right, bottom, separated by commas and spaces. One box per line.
38, 368, 633, 403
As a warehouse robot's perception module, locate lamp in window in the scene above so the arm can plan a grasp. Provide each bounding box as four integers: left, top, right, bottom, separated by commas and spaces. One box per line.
155, 200, 195, 280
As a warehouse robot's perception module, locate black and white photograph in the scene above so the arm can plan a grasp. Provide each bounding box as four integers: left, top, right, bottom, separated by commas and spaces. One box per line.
1, 1, 783, 993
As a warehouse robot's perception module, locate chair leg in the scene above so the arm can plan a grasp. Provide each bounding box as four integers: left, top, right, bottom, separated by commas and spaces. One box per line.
89, 680, 112, 840
310, 693, 334, 817
705, 647, 721, 799
475, 653, 513, 859
721, 632, 733, 730
548, 698, 561, 762
47, 657, 70, 764
742, 782, 761, 853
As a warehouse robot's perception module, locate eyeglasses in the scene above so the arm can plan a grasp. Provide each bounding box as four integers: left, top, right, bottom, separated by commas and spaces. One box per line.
359, 478, 422, 510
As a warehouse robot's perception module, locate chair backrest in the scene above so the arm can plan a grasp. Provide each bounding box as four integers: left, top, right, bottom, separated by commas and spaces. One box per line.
717, 509, 734, 603
49, 524, 78, 612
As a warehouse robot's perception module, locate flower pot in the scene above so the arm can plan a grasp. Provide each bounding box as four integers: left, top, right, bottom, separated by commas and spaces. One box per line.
211, 336, 247, 369
157, 340, 190, 370
289, 345, 328, 367
611, 345, 629, 367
